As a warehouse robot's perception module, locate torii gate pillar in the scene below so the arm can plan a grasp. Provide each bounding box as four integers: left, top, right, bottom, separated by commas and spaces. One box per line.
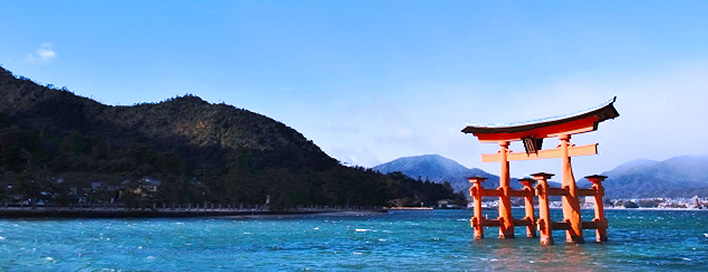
559, 134, 584, 243
497, 141, 514, 238
532, 172, 554, 245
586, 174, 609, 242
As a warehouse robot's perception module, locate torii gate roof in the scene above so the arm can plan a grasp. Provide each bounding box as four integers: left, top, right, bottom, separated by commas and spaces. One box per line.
462, 97, 619, 142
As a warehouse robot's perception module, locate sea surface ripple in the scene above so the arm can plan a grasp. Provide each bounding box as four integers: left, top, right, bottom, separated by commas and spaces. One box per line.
0, 209, 707, 271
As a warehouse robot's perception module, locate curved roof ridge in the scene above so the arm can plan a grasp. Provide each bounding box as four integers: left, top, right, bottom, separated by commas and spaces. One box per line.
466, 97, 616, 129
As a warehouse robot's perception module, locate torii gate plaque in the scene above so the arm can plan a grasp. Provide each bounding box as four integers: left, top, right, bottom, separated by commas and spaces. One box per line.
463, 97, 619, 244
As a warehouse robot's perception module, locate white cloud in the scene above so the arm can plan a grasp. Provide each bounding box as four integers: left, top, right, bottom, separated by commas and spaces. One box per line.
25, 43, 56, 62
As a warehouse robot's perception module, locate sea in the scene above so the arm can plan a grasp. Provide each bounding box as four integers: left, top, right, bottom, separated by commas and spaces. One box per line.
0, 209, 706, 271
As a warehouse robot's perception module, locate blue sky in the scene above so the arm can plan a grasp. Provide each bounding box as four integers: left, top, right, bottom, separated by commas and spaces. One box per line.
2, 1, 708, 177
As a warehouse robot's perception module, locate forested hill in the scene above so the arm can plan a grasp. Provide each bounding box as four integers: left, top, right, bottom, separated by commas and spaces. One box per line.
0, 66, 464, 209
0, 67, 334, 171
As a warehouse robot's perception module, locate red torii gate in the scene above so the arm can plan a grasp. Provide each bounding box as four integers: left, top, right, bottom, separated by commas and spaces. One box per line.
463, 97, 619, 244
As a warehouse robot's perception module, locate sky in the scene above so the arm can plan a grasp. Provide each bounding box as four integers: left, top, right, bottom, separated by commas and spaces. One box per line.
2, 1, 708, 178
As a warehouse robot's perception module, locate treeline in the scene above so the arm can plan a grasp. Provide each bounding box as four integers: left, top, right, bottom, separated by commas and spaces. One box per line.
0, 115, 465, 210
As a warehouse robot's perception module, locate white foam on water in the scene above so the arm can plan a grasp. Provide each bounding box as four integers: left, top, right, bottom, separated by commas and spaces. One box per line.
45, 257, 54, 261
0, 236, 5, 240
378, 239, 386, 242
681, 257, 691, 261
355, 229, 371, 232
313, 227, 319, 230
353, 252, 363, 255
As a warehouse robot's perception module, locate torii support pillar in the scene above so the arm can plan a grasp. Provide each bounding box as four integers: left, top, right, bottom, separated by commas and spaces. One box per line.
518, 178, 537, 238
468, 177, 487, 239
586, 174, 608, 242
559, 134, 584, 244
532, 172, 554, 245
497, 141, 514, 238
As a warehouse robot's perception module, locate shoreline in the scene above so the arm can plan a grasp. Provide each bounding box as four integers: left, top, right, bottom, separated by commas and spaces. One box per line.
493, 206, 708, 212
0, 207, 388, 219
602, 206, 708, 211
2, 206, 705, 219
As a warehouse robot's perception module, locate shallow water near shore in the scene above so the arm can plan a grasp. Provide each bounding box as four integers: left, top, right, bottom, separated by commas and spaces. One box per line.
0, 209, 707, 271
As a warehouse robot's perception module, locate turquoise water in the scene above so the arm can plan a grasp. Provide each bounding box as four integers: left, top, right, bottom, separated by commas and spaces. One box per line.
0, 209, 707, 271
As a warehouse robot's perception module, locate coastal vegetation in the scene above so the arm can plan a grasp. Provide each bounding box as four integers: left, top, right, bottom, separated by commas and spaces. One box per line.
0, 67, 465, 211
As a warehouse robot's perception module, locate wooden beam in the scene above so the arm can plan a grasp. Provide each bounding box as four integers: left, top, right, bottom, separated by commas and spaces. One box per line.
478, 188, 503, 197
547, 187, 569, 196
481, 143, 598, 162
576, 188, 596, 197
513, 217, 534, 226
479, 219, 502, 227
551, 221, 571, 230
582, 220, 608, 230
508, 189, 534, 198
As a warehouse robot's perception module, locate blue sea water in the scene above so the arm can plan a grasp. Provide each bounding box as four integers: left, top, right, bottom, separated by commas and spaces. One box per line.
0, 209, 707, 271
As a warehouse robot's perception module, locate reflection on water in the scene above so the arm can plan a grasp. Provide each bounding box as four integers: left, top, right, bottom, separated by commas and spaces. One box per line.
0, 209, 706, 271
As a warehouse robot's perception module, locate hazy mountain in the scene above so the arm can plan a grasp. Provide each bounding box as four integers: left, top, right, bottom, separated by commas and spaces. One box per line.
373, 154, 468, 181
580, 155, 708, 198
375, 153, 708, 199
373, 154, 525, 192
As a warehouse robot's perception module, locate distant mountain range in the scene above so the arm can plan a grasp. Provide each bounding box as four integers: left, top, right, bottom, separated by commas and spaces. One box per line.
579, 155, 708, 198
375, 154, 708, 198
373, 154, 524, 193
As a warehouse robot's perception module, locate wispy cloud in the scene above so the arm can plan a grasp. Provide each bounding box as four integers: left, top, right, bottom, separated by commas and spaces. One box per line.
25, 43, 56, 62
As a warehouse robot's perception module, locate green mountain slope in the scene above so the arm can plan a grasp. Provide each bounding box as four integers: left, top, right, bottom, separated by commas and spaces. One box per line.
0, 66, 462, 209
